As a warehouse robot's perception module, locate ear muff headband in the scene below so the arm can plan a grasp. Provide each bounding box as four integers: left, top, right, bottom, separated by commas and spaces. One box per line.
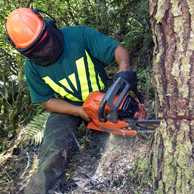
31, 9, 57, 26
5, 9, 57, 52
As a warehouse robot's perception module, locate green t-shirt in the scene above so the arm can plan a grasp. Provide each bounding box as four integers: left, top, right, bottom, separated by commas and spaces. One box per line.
25, 25, 118, 103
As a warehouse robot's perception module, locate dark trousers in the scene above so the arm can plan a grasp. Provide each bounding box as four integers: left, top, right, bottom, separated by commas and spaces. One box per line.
24, 110, 83, 194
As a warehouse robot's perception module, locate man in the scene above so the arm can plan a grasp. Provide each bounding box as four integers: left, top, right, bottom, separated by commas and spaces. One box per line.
6, 8, 137, 194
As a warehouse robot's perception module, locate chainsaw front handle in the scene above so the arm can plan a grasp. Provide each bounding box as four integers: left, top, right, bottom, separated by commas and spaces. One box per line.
98, 77, 130, 123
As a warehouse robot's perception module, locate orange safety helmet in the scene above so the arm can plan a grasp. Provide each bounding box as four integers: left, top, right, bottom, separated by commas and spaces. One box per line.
6, 8, 44, 49
6, 8, 57, 52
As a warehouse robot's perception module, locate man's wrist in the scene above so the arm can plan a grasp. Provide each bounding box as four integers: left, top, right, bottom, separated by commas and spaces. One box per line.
117, 66, 131, 73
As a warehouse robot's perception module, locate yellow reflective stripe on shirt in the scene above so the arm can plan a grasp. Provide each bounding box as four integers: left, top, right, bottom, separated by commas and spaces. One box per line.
85, 51, 99, 92
98, 74, 105, 90
68, 73, 78, 90
59, 77, 73, 92
42, 76, 82, 102
59, 73, 78, 92
42, 51, 105, 102
76, 56, 89, 101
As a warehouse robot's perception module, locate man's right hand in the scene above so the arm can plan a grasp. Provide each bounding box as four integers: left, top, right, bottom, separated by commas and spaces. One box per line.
75, 106, 91, 122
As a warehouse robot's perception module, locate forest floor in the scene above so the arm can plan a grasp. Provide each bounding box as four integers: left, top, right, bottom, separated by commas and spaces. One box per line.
0, 63, 157, 194
0, 123, 155, 194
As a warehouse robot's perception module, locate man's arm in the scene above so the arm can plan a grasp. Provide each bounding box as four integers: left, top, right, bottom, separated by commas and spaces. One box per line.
41, 98, 91, 122
114, 43, 131, 72
113, 43, 138, 91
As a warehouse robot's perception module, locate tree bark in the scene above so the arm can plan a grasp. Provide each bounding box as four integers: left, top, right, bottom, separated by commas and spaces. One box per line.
149, 0, 194, 193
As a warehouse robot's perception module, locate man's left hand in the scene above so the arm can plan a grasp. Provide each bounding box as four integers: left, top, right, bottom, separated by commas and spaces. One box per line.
112, 70, 137, 90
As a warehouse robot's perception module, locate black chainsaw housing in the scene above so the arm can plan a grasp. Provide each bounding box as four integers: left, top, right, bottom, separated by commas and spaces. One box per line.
118, 95, 139, 120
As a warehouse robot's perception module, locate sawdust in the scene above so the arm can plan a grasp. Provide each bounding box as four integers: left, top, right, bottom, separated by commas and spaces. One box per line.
61, 130, 154, 194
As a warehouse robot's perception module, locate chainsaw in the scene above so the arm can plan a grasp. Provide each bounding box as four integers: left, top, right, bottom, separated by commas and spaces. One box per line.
82, 77, 160, 139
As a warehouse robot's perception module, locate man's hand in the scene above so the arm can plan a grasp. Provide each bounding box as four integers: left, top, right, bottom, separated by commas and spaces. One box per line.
41, 98, 91, 122
75, 106, 91, 122
112, 70, 137, 90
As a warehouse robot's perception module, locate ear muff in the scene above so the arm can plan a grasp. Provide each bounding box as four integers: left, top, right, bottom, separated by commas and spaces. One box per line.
5, 8, 57, 51
31, 9, 57, 29
44, 18, 57, 29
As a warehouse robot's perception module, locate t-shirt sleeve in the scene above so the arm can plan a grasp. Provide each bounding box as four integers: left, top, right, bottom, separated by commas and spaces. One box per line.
82, 26, 119, 64
25, 59, 54, 103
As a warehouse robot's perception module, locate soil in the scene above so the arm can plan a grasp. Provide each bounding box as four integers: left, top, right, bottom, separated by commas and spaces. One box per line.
0, 127, 154, 194
64, 130, 154, 194
0, 95, 155, 194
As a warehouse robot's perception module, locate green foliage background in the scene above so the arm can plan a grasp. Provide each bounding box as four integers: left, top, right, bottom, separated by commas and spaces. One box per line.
0, 0, 153, 150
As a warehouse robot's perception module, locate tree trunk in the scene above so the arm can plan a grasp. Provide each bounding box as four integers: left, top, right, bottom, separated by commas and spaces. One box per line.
149, 0, 194, 193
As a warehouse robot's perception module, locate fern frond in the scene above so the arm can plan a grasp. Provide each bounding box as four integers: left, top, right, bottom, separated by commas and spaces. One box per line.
24, 112, 50, 145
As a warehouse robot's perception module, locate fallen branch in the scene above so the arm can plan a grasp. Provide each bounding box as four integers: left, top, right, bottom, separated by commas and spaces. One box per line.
20, 151, 30, 179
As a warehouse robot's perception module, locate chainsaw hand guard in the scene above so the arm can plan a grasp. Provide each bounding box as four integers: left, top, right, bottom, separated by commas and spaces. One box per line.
98, 77, 130, 123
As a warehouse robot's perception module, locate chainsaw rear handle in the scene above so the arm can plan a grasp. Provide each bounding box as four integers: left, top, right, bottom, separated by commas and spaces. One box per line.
98, 77, 144, 123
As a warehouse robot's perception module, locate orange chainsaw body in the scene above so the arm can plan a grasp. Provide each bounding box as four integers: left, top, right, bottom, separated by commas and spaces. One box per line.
82, 91, 147, 136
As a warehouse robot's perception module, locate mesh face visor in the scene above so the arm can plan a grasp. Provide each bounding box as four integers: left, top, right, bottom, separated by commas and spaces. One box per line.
22, 24, 64, 66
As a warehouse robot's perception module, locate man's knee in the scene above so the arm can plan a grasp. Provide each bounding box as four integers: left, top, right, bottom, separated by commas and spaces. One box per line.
44, 113, 82, 136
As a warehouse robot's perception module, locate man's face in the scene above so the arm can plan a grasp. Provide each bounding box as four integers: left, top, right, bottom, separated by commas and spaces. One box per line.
30, 33, 55, 58
22, 24, 64, 66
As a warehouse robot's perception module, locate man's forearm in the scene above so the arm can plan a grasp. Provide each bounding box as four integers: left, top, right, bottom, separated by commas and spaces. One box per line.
114, 43, 131, 72
41, 98, 78, 115
41, 98, 91, 122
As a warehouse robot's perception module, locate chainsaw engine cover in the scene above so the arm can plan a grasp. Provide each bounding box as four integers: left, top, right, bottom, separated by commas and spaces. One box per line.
118, 95, 140, 120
